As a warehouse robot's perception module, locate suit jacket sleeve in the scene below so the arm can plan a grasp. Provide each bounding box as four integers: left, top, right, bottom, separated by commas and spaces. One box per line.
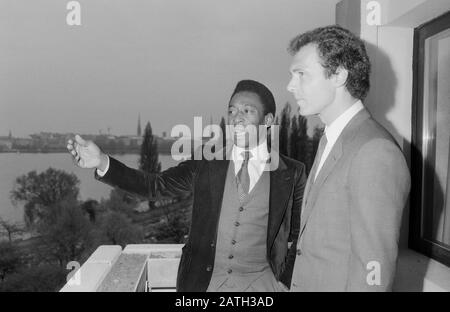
347, 139, 410, 291
279, 163, 307, 287
95, 156, 200, 200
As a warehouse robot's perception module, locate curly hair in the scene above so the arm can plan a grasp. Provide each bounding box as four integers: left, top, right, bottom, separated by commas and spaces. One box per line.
288, 25, 371, 101
230, 79, 276, 116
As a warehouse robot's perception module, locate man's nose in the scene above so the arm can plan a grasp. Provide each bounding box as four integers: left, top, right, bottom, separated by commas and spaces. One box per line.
235, 109, 246, 119
287, 78, 295, 93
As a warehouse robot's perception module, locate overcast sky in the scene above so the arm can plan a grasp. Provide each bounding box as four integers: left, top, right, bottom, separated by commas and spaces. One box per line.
0, 0, 337, 137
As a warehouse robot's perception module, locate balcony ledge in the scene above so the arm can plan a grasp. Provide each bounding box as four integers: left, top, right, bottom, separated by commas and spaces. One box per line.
61, 245, 450, 292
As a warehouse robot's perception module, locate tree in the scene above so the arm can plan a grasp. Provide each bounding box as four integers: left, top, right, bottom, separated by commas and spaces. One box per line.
97, 187, 143, 247
37, 196, 94, 266
10, 168, 80, 227
102, 188, 139, 217
0, 242, 21, 283
101, 211, 143, 248
80, 199, 99, 224
219, 116, 227, 149
149, 201, 191, 244
279, 103, 291, 156
0, 218, 24, 243
9, 168, 95, 267
151, 212, 190, 243
139, 121, 162, 210
139, 122, 161, 174
0, 264, 67, 292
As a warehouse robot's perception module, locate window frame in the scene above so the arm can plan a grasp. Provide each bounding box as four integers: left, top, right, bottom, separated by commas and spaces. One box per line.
410, 10, 450, 267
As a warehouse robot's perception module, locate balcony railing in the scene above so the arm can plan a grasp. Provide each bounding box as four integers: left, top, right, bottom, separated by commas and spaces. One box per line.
61, 245, 450, 292
60, 244, 183, 292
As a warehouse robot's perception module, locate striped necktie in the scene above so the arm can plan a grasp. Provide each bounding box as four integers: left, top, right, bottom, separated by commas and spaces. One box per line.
237, 151, 252, 201
312, 133, 328, 182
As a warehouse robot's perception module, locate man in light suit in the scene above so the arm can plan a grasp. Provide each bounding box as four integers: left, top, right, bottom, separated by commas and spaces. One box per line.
67, 80, 306, 292
286, 25, 411, 291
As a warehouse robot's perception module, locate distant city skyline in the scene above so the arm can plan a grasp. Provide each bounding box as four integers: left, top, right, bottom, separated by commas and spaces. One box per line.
2, 113, 228, 138
0, 0, 336, 138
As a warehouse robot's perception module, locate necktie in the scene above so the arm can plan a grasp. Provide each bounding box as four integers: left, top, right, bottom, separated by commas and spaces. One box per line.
237, 151, 252, 199
312, 133, 328, 182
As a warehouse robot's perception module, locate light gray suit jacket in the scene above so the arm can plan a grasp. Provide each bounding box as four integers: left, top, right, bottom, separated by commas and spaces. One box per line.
290, 109, 410, 292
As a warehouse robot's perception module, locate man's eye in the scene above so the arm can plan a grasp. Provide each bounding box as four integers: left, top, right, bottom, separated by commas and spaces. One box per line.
245, 108, 255, 114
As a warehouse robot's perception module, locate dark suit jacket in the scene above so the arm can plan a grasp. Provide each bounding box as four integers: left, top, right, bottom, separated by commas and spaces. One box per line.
96, 151, 306, 292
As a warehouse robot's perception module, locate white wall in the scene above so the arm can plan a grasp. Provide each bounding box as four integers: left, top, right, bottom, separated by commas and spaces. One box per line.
336, 0, 450, 291
388, 0, 450, 27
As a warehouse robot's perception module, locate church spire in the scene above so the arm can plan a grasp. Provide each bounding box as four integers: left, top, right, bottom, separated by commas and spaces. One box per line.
137, 114, 142, 136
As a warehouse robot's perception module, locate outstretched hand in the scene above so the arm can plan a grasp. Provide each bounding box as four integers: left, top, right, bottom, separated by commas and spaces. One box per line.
67, 135, 107, 171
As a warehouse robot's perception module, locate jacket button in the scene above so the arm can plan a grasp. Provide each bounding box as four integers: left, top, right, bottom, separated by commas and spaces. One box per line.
228, 254, 234, 259
296, 249, 302, 256
206, 265, 212, 272
231, 240, 236, 245
234, 221, 240, 227
239, 207, 244, 212
227, 269, 233, 274
210, 242, 215, 248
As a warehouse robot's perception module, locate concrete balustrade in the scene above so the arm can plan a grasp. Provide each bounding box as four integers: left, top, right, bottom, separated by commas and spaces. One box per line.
123, 244, 183, 292
60, 244, 183, 292
60, 244, 450, 292
97, 253, 148, 292
60, 245, 122, 292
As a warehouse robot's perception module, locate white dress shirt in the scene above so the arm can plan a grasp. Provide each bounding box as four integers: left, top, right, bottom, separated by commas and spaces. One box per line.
231, 140, 270, 193
315, 101, 364, 181
96, 156, 110, 177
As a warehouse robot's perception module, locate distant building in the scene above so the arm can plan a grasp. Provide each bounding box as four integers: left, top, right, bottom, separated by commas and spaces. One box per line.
131, 136, 144, 147
137, 114, 142, 137
118, 136, 132, 146
0, 136, 13, 151
12, 137, 33, 148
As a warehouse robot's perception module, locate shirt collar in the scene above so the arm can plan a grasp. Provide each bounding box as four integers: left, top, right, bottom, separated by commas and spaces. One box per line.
231, 139, 270, 163
324, 100, 364, 145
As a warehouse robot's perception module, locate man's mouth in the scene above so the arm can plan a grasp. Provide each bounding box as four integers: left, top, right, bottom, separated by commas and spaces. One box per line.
234, 124, 246, 133
296, 98, 306, 106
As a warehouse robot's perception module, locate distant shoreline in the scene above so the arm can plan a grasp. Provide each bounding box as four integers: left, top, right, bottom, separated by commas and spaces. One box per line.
0, 150, 173, 155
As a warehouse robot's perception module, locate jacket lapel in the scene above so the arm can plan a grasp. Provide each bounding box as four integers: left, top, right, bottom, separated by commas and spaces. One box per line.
299, 109, 371, 236
300, 153, 320, 212
208, 145, 232, 236
268, 155, 294, 252
299, 141, 343, 235
208, 159, 230, 232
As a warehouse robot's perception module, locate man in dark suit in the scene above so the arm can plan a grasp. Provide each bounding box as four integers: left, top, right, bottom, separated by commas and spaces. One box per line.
67, 80, 306, 292
287, 26, 410, 291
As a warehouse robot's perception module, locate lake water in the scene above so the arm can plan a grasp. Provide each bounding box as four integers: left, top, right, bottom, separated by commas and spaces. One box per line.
0, 153, 180, 224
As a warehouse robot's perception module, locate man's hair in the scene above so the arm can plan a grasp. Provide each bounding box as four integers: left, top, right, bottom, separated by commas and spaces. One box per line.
288, 25, 371, 101
230, 80, 276, 116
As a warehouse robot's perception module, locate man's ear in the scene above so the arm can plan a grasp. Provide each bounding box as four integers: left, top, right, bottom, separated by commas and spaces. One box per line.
264, 113, 274, 127
334, 66, 349, 88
